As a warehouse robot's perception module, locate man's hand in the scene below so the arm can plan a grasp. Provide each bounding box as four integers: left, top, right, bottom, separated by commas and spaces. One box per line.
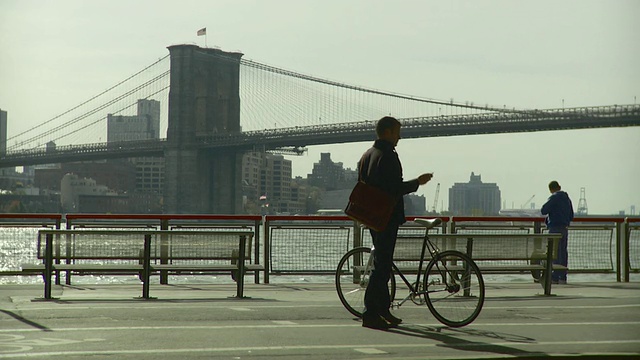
418, 173, 433, 185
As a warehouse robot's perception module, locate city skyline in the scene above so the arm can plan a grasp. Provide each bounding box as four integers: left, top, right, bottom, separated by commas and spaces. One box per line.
1, 1, 638, 215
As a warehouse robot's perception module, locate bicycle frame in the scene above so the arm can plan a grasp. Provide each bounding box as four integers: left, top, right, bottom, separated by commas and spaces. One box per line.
391, 226, 473, 308
391, 228, 439, 307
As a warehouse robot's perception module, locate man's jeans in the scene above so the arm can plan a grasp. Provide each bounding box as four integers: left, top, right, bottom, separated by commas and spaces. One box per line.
363, 223, 399, 317
548, 226, 568, 281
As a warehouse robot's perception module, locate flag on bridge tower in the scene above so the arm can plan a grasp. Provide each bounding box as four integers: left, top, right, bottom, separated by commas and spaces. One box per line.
197, 27, 207, 47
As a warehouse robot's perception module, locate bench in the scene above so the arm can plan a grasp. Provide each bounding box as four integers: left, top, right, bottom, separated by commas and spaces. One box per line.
21, 229, 263, 300
61, 217, 263, 285
393, 232, 564, 295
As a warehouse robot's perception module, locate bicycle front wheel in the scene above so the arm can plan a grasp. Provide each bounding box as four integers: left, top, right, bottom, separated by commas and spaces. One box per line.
335, 247, 396, 318
423, 250, 485, 327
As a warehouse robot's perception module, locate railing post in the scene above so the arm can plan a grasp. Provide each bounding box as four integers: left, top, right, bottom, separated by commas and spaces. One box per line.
533, 221, 542, 234
55, 217, 63, 285
142, 234, 151, 299
160, 219, 169, 285
263, 216, 270, 284
466, 237, 473, 257
622, 219, 630, 282
254, 218, 261, 284
44, 233, 53, 300
464, 237, 473, 297
353, 220, 362, 249
543, 236, 555, 296
62, 217, 72, 286
616, 221, 622, 282
237, 235, 246, 298
64, 232, 71, 285
533, 219, 543, 257
449, 218, 457, 252
615, 220, 631, 283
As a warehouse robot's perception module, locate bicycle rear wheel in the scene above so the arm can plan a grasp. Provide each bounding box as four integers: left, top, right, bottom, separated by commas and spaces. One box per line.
335, 247, 396, 318
423, 250, 484, 327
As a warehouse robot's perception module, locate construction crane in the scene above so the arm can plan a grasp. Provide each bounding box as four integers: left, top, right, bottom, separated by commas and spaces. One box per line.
577, 187, 588, 215
521, 194, 535, 209
431, 183, 440, 213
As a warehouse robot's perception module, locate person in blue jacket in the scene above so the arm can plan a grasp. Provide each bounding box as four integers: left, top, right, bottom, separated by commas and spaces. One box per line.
541, 180, 574, 284
358, 116, 433, 330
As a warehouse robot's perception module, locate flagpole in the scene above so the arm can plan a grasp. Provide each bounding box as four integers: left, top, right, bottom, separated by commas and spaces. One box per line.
197, 27, 207, 48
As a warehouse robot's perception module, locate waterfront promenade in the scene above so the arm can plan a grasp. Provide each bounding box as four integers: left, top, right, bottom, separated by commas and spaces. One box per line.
1, 280, 639, 359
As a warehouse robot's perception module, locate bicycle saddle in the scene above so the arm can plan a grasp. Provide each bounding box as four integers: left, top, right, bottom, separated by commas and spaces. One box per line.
414, 218, 442, 229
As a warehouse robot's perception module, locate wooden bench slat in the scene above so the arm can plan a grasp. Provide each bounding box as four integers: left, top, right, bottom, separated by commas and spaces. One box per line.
53, 264, 144, 272
151, 264, 238, 271
393, 264, 567, 273
20, 264, 45, 272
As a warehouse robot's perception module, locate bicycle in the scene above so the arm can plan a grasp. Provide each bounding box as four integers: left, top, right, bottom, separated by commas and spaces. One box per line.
335, 218, 485, 327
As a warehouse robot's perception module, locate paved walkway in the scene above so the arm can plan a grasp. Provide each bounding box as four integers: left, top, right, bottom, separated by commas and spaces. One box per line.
1, 280, 639, 359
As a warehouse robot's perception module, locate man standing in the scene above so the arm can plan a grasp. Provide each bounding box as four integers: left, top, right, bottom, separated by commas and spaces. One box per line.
541, 180, 574, 284
358, 116, 433, 330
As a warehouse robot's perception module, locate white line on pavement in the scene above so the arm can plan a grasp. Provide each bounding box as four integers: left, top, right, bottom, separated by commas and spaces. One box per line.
354, 348, 387, 354
0, 339, 638, 358
11, 303, 640, 312
1, 321, 640, 333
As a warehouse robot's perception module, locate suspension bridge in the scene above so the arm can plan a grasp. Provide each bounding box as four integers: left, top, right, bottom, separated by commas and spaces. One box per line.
1, 44, 639, 213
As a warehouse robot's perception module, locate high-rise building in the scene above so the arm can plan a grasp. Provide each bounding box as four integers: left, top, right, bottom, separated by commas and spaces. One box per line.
449, 172, 501, 216
136, 100, 161, 138
242, 151, 263, 201
262, 153, 292, 213
0, 109, 27, 190
0, 109, 7, 156
241, 152, 298, 214
106, 99, 164, 195
405, 193, 427, 215
107, 99, 160, 142
307, 153, 357, 190
0, 109, 10, 178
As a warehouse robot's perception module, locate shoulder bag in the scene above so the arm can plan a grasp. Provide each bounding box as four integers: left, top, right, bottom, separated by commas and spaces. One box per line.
344, 181, 397, 232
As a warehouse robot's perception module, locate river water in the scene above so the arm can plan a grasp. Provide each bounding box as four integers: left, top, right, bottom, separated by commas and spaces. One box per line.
0, 226, 631, 285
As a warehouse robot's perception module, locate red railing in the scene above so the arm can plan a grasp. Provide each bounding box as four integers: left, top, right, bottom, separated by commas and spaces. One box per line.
262, 215, 637, 283
1, 214, 637, 283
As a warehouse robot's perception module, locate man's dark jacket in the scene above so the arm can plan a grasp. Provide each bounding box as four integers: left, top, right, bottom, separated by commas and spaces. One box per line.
358, 139, 419, 226
541, 190, 574, 228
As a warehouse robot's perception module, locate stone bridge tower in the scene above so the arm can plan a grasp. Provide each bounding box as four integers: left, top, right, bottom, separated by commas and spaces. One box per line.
164, 45, 244, 214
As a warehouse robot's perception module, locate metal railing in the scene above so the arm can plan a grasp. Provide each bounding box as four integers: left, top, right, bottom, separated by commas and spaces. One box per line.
1, 214, 638, 284
261, 215, 638, 283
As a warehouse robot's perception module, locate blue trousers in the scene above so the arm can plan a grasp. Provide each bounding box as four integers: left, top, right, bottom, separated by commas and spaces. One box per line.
548, 226, 568, 281
363, 222, 399, 317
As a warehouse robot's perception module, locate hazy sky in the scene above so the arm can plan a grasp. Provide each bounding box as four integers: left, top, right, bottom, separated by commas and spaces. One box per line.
1, 0, 639, 215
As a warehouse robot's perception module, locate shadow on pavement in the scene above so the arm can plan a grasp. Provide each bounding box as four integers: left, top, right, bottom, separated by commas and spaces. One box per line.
0, 309, 52, 332
389, 324, 546, 358
31, 284, 282, 303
